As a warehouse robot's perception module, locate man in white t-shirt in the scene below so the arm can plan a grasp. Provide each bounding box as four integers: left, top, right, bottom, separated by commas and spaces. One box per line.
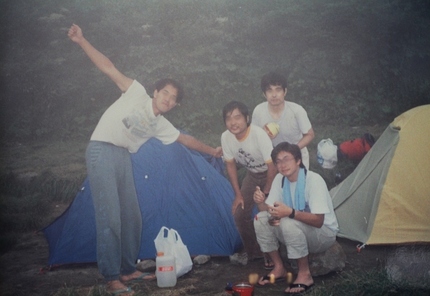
253, 142, 338, 294
252, 72, 314, 168
68, 24, 222, 296
221, 101, 277, 266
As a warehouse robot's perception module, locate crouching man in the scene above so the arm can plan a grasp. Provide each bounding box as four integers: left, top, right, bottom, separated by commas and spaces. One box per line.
253, 142, 338, 294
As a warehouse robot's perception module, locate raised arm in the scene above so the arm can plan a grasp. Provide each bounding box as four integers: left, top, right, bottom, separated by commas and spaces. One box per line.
68, 24, 133, 92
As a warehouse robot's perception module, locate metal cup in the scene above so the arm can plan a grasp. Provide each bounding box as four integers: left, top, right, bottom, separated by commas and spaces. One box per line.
232, 282, 254, 296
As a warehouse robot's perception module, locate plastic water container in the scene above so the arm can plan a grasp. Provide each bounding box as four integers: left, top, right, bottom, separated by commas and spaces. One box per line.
156, 252, 177, 288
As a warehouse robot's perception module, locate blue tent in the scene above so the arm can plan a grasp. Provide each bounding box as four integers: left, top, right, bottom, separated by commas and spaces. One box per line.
42, 138, 242, 266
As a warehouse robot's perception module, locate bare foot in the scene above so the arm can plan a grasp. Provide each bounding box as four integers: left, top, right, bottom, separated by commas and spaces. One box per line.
120, 271, 156, 283
106, 280, 134, 296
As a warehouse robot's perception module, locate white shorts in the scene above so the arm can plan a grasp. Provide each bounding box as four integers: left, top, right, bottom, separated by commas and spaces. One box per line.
254, 211, 336, 259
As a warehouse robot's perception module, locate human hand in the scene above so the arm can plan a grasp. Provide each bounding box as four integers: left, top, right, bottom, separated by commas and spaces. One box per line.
68, 24, 84, 43
268, 201, 289, 219
263, 124, 278, 139
231, 196, 244, 214
213, 146, 223, 158
253, 186, 266, 204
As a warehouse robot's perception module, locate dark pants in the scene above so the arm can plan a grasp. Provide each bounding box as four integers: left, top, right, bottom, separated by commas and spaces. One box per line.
233, 170, 268, 260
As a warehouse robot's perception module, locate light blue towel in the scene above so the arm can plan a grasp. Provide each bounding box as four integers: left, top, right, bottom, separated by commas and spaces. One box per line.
282, 168, 306, 210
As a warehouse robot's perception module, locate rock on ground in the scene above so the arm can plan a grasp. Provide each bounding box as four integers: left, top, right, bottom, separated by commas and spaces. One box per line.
281, 240, 346, 276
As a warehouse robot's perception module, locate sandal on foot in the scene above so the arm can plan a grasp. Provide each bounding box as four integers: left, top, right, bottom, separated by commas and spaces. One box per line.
109, 286, 134, 296
263, 253, 274, 270
256, 274, 285, 286
284, 283, 314, 295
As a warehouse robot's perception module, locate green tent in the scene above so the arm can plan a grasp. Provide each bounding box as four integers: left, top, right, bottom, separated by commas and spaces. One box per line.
331, 105, 430, 245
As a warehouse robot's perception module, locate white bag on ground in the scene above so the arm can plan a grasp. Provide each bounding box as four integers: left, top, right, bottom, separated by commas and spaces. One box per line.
317, 138, 338, 169
154, 226, 193, 277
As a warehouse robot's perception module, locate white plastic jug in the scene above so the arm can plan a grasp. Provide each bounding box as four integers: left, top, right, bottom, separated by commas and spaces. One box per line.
156, 252, 177, 288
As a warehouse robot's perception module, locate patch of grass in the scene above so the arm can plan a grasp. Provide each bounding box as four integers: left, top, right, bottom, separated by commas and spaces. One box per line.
0, 171, 83, 255
53, 284, 181, 296
0, 232, 19, 254
53, 285, 106, 296
386, 245, 430, 290
0, 192, 50, 254
0, 193, 50, 231
39, 174, 84, 203
312, 269, 430, 296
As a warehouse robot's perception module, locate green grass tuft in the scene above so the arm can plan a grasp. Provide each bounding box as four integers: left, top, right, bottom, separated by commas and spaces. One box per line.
311, 269, 430, 296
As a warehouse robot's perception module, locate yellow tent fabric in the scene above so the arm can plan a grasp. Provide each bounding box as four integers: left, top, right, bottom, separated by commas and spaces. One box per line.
331, 105, 430, 245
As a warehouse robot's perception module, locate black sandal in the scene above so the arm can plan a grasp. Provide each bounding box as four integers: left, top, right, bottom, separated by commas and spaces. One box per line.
263, 253, 274, 270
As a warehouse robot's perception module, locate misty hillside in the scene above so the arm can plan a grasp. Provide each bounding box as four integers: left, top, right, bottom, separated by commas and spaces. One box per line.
1, 0, 430, 143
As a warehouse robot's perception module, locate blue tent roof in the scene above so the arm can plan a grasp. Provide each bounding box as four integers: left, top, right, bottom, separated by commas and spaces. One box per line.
42, 138, 242, 266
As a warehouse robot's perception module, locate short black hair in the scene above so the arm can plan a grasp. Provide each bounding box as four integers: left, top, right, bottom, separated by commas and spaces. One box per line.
271, 142, 305, 168
154, 78, 184, 103
222, 101, 250, 126
260, 72, 287, 93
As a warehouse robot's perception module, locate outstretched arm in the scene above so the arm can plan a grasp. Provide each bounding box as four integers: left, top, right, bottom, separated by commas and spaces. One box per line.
68, 24, 133, 92
176, 133, 223, 158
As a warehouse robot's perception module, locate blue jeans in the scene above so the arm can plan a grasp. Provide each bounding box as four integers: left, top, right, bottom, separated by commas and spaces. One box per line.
86, 141, 142, 281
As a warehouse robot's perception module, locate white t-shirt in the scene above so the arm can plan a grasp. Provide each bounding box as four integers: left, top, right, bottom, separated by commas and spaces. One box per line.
252, 101, 312, 147
266, 171, 339, 233
90, 80, 180, 153
221, 124, 273, 173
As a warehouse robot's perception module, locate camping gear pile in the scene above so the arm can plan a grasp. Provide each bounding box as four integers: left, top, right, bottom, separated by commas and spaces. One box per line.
317, 133, 375, 169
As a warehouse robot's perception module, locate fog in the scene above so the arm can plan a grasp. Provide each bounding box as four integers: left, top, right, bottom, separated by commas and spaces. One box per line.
1, 0, 429, 142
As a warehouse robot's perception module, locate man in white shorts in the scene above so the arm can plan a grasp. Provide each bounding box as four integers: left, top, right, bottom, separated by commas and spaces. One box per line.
252, 72, 314, 168
253, 142, 338, 294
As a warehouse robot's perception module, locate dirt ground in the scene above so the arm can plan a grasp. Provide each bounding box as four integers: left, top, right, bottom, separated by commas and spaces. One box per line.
0, 231, 393, 296
0, 137, 395, 296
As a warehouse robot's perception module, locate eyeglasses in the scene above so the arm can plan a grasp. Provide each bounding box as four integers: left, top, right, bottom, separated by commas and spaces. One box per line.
275, 156, 296, 166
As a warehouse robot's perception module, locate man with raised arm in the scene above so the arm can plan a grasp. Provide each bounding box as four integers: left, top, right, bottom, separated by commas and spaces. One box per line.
68, 24, 222, 296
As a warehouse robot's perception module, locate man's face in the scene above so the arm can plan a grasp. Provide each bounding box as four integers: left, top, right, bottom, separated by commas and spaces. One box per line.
152, 84, 178, 115
274, 151, 301, 181
225, 108, 249, 139
264, 84, 287, 107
